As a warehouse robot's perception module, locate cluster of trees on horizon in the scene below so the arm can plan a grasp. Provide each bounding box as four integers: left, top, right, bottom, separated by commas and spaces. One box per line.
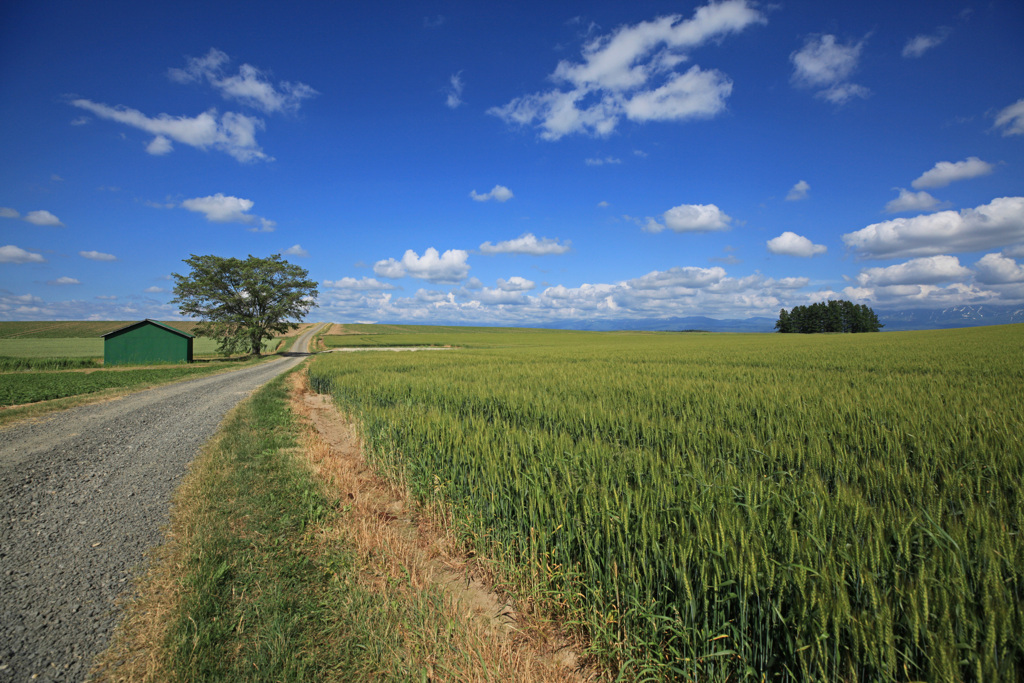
776, 300, 883, 333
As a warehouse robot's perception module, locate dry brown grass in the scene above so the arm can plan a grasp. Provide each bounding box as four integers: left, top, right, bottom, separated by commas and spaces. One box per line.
288, 371, 597, 682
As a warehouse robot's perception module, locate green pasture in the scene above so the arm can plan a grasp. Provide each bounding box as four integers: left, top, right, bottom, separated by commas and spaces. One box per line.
0, 337, 226, 358
308, 323, 1024, 681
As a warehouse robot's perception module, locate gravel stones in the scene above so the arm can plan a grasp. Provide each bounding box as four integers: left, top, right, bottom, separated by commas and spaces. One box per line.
0, 334, 313, 681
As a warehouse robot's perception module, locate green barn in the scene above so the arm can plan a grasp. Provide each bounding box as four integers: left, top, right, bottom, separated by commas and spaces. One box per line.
102, 319, 194, 365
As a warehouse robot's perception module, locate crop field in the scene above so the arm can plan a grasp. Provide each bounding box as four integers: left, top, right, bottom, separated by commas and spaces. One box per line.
307, 324, 1024, 681
0, 365, 240, 407
0, 320, 198, 338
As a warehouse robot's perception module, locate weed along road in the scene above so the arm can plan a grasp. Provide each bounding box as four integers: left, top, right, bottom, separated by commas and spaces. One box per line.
0, 324, 321, 681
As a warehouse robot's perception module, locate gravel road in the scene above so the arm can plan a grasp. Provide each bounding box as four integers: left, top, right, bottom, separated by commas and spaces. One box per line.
0, 326, 320, 681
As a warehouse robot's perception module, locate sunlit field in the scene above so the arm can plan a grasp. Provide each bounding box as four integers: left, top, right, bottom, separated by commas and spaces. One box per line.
308, 324, 1024, 681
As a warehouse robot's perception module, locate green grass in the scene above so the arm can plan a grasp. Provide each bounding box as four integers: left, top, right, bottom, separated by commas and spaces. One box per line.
0, 355, 101, 371
0, 336, 278, 359
151, 372, 499, 682
307, 324, 1024, 681
0, 320, 197, 338
0, 365, 253, 407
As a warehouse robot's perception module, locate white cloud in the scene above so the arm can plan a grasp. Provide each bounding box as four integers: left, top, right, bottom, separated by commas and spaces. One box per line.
902, 29, 950, 58
496, 276, 535, 291
0, 245, 46, 264
621, 66, 733, 122
816, 82, 870, 105
597, 201, 610, 208
374, 247, 470, 283
994, 98, 1024, 136
446, 72, 464, 109
585, 156, 622, 166
145, 286, 166, 293
71, 99, 269, 163
855, 255, 971, 286
479, 233, 571, 255
146, 135, 173, 155
790, 34, 869, 103
785, 180, 809, 201
628, 265, 726, 290
488, 1, 764, 139
974, 253, 1024, 284
0, 207, 20, 219
885, 188, 951, 214
911, 157, 994, 189
470, 185, 514, 202
168, 48, 317, 115
766, 231, 827, 257
843, 197, 1024, 259
284, 244, 309, 258
323, 277, 397, 291
646, 203, 731, 233
24, 210, 64, 227
80, 250, 117, 261
48, 276, 80, 285
180, 193, 274, 231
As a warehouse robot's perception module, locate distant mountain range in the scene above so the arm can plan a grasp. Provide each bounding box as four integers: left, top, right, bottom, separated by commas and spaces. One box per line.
380, 305, 1024, 333
523, 305, 1024, 333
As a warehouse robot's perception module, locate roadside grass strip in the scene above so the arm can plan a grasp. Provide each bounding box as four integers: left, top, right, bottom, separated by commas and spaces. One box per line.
92, 371, 578, 682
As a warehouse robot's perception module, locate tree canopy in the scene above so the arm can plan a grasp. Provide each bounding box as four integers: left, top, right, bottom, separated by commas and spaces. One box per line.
775, 300, 883, 333
171, 253, 318, 356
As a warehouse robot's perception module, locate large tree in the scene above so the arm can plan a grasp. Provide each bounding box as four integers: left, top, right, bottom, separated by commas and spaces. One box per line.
171, 253, 318, 356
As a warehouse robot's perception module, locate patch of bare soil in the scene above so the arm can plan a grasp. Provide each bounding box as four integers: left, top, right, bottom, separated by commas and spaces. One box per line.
288, 372, 595, 682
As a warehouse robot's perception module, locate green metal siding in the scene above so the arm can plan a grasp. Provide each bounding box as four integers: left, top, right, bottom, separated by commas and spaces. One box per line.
103, 321, 193, 365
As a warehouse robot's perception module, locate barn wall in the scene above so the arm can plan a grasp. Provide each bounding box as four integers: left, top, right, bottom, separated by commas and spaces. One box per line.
104, 323, 193, 365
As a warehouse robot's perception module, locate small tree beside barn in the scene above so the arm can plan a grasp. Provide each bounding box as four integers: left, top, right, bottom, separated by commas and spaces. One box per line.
102, 319, 194, 365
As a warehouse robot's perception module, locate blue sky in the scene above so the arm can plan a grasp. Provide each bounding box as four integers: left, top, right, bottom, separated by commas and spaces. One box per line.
2, 0, 1023, 325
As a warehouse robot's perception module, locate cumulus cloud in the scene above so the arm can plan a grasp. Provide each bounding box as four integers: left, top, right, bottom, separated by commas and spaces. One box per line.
284, 244, 309, 257
911, 157, 994, 189
974, 253, 1024, 284
445, 72, 464, 109
854, 255, 971, 286
168, 48, 317, 115
71, 99, 269, 163
0, 245, 46, 264
585, 156, 622, 166
496, 276, 535, 291
843, 196, 1024, 259
628, 265, 726, 290
146, 135, 173, 155
374, 247, 470, 283
645, 203, 731, 233
80, 250, 117, 261
179, 193, 275, 231
1, 207, 21, 219
994, 98, 1024, 136
902, 28, 950, 58
488, 1, 764, 140
23, 210, 65, 227
470, 185, 514, 202
323, 277, 397, 291
48, 276, 80, 285
885, 188, 951, 214
766, 231, 827, 257
144, 286, 166, 293
785, 180, 809, 201
790, 34, 869, 104
479, 233, 571, 255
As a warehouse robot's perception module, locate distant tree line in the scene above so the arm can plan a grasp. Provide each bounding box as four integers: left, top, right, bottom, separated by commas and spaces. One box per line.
775, 300, 883, 333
